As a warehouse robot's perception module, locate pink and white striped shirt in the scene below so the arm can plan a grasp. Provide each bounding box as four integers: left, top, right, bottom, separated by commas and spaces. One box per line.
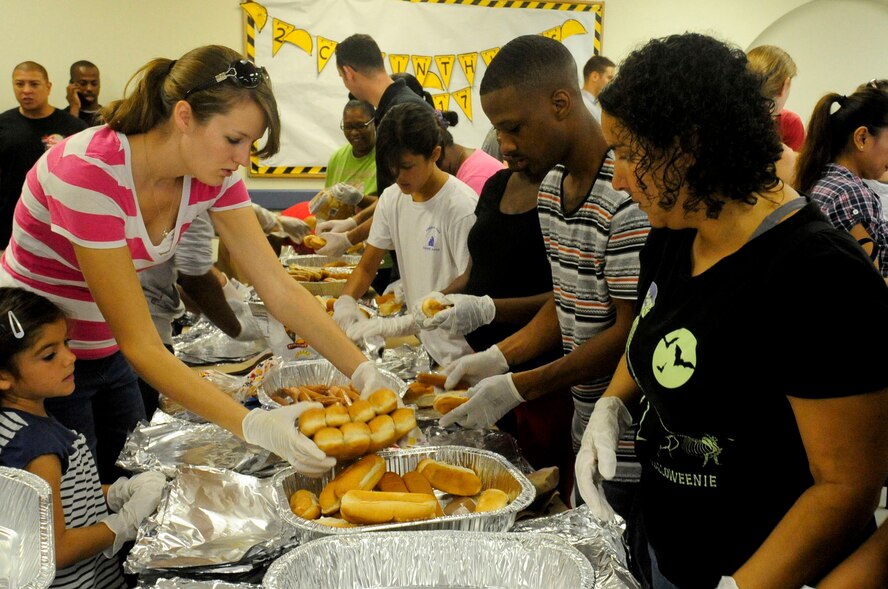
0, 126, 250, 359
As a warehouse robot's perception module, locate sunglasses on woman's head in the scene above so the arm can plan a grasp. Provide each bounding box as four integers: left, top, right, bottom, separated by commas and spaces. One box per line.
183, 59, 267, 99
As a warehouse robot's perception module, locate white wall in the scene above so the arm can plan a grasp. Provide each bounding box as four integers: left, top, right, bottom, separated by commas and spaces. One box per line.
2, 0, 886, 193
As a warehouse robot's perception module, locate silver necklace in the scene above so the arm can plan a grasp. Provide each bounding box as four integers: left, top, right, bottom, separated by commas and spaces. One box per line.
141, 135, 175, 240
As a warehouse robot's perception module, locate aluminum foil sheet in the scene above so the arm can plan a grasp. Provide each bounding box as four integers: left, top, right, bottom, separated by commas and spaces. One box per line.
258, 359, 407, 408
264, 531, 595, 589
116, 411, 280, 479
282, 254, 362, 268
126, 466, 294, 575
378, 343, 433, 381
173, 316, 269, 365
274, 446, 535, 543
0, 467, 54, 589
419, 426, 534, 474
144, 578, 259, 589
511, 505, 641, 589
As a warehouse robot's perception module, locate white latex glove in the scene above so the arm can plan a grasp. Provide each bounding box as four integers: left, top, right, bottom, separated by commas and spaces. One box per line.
228, 298, 265, 342
101, 472, 166, 556
412, 291, 449, 329
106, 471, 166, 513
316, 217, 357, 234
441, 345, 509, 390
415, 293, 495, 335
382, 280, 405, 303
242, 402, 336, 475
332, 295, 368, 334
715, 577, 740, 589
574, 396, 632, 521
252, 203, 280, 233
438, 373, 523, 428
316, 231, 352, 256
347, 314, 419, 343
351, 360, 394, 400
278, 216, 311, 242
329, 182, 364, 206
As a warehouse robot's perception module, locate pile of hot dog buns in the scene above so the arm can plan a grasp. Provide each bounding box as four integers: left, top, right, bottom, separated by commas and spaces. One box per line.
299, 388, 416, 460
288, 454, 512, 526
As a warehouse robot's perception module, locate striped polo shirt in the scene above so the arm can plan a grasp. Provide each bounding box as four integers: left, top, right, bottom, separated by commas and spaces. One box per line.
0, 126, 251, 359
0, 409, 126, 589
537, 158, 650, 456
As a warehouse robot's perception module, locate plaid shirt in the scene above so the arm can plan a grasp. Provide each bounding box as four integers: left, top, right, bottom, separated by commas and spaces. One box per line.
810, 163, 888, 277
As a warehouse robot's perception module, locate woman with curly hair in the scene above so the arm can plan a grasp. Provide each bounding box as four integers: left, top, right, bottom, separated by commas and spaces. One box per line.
575, 33, 888, 589
795, 84, 888, 281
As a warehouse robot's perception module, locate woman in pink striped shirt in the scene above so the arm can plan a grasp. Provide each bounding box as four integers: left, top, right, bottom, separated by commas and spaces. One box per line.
0, 45, 387, 480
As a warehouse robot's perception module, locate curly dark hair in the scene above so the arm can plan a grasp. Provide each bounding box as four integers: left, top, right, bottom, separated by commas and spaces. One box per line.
599, 33, 783, 218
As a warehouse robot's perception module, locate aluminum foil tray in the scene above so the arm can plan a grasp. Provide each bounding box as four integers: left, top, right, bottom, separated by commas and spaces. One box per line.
259, 359, 407, 408
0, 467, 54, 589
263, 531, 595, 589
282, 254, 362, 268
273, 446, 535, 543
144, 578, 259, 589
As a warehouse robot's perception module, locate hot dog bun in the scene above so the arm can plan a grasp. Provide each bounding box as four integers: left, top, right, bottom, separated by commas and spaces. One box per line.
418, 459, 482, 496
339, 490, 438, 524
313, 427, 344, 457
376, 471, 409, 493
289, 489, 321, 520
319, 480, 340, 515
402, 470, 444, 516
347, 398, 376, 423
298, 407, 327, 437
443, 496, 477, 516
324, 403, 350, 427
404, 381, 436, 407
474, 488, 510, 513
315, 516, 354, 528
391, 407, 417, 439
421, 298, 452, 318
331, 454, 386, 499
302, 234, 327, 249
416, 372, 448, 388
368, 414, 397, 451
339, 422, 371, 459
432, 392, 469, 415
368, 388, 398, 415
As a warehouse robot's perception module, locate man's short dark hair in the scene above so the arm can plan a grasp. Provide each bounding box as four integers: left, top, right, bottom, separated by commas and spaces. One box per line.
335, 34, 385, 74
583, 55, 615, 80
70, 60, 98, 79
13, 61, 48, 81
480, 35, 578, 97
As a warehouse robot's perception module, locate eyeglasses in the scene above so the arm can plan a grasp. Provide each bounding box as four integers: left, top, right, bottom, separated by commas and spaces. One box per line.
183, 59, 267, 100
340, 118, 374, 132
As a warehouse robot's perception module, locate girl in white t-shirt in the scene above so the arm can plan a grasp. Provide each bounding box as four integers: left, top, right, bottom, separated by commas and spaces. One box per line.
333, 102, 478, 366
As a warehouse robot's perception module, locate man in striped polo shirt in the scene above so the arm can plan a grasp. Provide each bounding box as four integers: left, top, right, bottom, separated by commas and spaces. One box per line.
437, 35, 651, 585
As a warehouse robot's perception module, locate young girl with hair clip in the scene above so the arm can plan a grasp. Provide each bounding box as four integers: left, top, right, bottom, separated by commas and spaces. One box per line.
0, 287, 165, 589
333, 101, 478, 366
796, 85, 888, 281
0, 44, 390, 483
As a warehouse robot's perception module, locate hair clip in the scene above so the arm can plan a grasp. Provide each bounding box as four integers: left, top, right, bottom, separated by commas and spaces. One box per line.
829, 95, 846, 116
7, 311, 24, 339
433, 109, 450, 129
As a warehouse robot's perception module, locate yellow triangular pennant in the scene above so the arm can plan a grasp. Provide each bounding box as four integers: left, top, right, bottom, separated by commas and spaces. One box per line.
411, 55, 433, 86
431, 93, 451, 112
541, 26, 562, 42
317, 37, 338, 75
272, 18, 312, 57
389, 54, 409, 74
479, 48, 500, 68
457, 52, 478, 87
434, 55, 456, 89
451, 87, 473, 122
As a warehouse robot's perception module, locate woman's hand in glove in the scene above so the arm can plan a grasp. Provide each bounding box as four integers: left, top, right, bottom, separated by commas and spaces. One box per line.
329, 182, 364, 206
242, 402, 336, 475
351, 360, 395, 400
415, 293, 495, 335
347, 314, 418, 343
441, 345, 509, 389
317, 231, 352, 256
438, 373, 523, 429
101, 471, 166, 556
316, 217, 357, 234
278, 216, 312, 242
106, 470, 166, 513
574, 396, 632, 521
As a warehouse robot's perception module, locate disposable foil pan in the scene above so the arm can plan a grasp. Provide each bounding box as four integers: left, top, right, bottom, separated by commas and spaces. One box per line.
258, 359, 407, 408
263, 531, 595, 589
145, 579, 259, 589
273, 446, 535, 543
282, 254, 362, 268
0, 467, 55, 589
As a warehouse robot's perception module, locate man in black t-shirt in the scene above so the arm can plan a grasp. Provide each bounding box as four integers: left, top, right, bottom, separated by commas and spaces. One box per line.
0, 61, 87, 249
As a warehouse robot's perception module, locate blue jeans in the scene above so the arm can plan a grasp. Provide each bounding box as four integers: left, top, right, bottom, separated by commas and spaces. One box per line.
45, 351, 146, 483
